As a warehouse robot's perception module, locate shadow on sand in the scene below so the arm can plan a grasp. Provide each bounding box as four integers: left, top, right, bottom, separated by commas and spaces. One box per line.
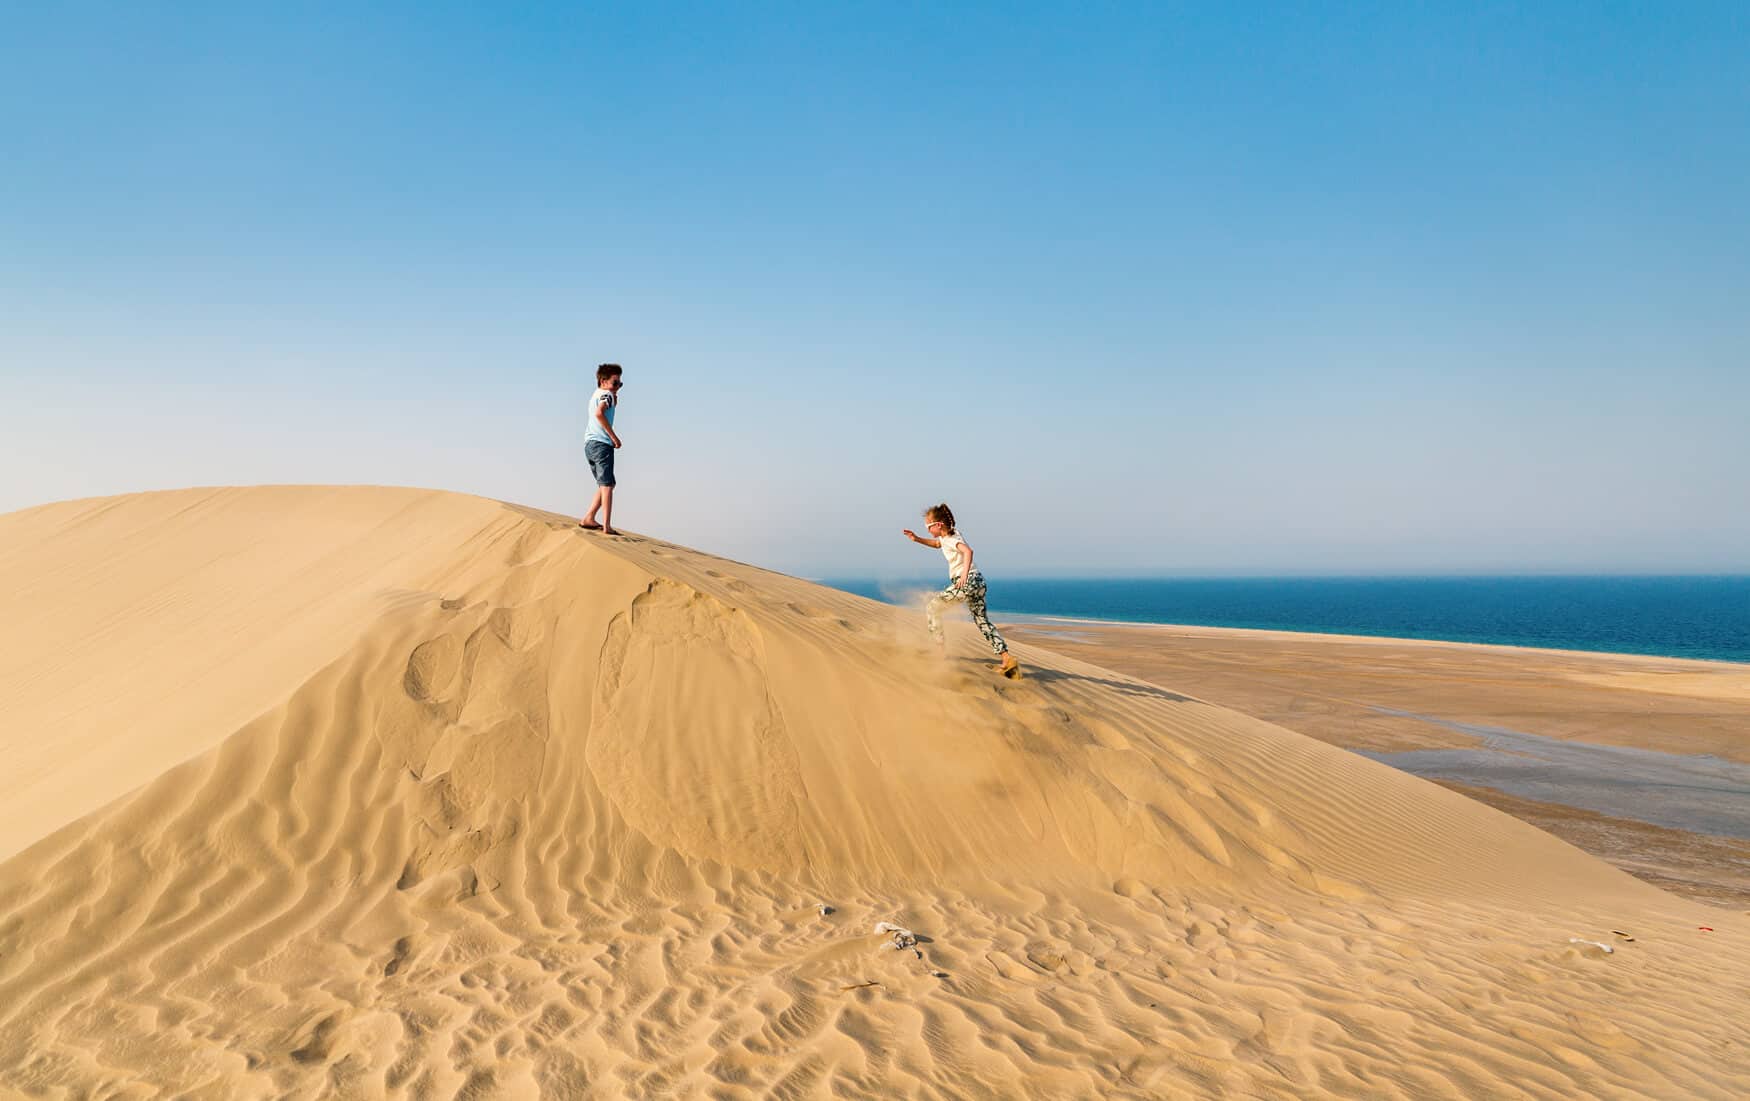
1020, 667, 1196, 703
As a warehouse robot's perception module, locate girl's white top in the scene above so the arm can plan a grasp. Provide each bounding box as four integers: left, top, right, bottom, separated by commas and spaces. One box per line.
939, 533, 970, 578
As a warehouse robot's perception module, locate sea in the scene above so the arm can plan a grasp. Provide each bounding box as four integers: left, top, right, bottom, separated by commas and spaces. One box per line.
819, 576, 1750, 664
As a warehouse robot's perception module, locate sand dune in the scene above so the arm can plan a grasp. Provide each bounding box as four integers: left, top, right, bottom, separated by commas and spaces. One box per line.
1, 487, 1745, 1098
999, 619, 1750, 907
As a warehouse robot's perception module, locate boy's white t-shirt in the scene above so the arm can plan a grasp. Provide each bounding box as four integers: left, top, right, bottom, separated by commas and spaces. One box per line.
939, 533, 970, 578
584, 386, 617, 445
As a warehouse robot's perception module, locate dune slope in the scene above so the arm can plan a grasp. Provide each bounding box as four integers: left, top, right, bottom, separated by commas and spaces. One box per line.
1, 487, 1745, 1099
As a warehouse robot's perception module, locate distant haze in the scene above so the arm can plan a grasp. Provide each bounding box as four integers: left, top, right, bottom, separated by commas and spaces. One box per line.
3, 5, 1746, 576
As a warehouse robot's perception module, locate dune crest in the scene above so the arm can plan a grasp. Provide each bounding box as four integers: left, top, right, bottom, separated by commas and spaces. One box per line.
1, 487, 1745, 1098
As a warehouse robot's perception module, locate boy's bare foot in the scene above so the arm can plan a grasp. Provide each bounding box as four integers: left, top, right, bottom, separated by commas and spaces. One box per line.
579, 519, 602, 530
998, 652, 1021, 678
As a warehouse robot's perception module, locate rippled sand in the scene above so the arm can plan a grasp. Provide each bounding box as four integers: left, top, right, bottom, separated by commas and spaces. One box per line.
1004, 619, 1750, 910
2, 488, 1745, 1098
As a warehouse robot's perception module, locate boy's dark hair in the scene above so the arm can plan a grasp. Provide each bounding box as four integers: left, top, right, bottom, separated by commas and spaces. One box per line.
597, 363, 623, 385
924, 503, 956, 533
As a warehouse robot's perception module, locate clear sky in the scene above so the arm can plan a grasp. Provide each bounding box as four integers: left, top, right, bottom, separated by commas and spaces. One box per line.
3, 3, 1746, 576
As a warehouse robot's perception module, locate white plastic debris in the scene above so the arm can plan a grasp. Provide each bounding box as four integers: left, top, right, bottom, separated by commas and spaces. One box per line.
1568, 937, 1614, 954
874, 921, 918, 950
817, 904, 834, 916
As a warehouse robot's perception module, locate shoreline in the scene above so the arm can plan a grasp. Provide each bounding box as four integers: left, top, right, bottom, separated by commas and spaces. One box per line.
1002, 616, 1750, 906
996, 611, 1750, 669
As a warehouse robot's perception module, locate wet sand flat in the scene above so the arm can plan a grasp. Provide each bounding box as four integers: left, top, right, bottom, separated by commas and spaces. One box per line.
1005, 619, 1750, 908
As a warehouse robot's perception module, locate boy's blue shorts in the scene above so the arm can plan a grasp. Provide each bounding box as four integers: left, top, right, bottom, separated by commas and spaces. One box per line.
585, 440, 616, 487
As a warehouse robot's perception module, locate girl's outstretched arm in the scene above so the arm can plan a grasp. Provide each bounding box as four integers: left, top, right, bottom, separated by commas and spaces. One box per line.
903, 529, 942, 548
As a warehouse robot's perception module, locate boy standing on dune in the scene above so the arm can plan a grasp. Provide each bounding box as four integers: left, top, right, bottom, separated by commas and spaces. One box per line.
580, 363, 624, 535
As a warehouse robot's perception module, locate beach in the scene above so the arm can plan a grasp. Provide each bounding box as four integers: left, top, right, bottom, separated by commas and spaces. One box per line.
2, 487, 1747, 1098
1004, 619, 1750, 908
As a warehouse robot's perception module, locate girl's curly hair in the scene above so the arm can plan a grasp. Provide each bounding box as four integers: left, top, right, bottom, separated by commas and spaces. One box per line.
923, 503, 956, 534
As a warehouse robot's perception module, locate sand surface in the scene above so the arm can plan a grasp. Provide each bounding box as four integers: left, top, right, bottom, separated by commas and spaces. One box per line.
2, 488, 1746, 1098
1003, 620, 1750, 762
1004, 620, 1750, 910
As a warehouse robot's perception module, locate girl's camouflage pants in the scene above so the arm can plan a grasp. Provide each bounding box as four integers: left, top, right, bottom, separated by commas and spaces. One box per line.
927, 570, 1009, 656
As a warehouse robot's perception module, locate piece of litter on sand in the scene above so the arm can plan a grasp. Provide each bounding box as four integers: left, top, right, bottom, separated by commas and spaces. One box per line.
840, 980, 880, 992
1698, 926, 1714, 932
1569, 938, 1614, 954
873, 921, 919, 951
817, 904, 834, 916
931, 969, 948, 978
1610, 930, 1635, 942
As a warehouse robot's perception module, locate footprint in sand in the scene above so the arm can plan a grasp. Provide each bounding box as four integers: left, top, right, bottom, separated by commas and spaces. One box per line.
1113, 877, 1150, 900
290, 1012, 343, 1064
785, 602, 862, 633
487, 606, 536, 651
701, 568, 754, 594
382, 935, 415, 978
403, 636, 461, 702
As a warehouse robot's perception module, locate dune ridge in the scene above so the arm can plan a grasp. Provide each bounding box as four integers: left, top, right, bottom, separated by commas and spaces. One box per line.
1, 487, 1745, 1098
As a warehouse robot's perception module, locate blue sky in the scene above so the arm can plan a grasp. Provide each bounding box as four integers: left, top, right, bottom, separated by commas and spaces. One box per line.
3, 3, 1746, 575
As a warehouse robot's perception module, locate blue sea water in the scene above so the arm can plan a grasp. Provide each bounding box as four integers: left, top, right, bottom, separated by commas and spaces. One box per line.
820, 576, 1750, 664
